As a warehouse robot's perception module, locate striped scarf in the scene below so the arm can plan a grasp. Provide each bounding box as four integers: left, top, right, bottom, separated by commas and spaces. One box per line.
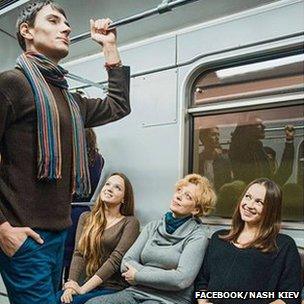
16, 52, 90, 197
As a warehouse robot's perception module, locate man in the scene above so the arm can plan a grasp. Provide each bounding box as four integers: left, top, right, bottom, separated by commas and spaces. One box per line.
198, 127, 232, 191
229, 117, 295, 185
0, 1, 130, 303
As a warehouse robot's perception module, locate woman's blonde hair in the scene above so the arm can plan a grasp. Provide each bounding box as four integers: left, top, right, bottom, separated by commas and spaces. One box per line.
176, 174, 216, 217
77, 172, 134, 277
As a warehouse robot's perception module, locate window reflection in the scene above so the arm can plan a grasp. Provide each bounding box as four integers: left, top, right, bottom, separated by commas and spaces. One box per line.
193, 105, 304, 222
198, 127, 232, 191
192, 54, 304, 104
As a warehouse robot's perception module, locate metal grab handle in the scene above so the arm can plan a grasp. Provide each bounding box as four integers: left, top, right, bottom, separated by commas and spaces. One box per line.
265, 125, 304, 132
66, 73, 108, 91
70, 0, 200, 44
71, 202, 94, 206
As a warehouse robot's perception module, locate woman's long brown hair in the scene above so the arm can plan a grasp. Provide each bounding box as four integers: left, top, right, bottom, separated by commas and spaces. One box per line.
220, 178, 282, 252
77, 172, 134, 277
85, 128, 99, 166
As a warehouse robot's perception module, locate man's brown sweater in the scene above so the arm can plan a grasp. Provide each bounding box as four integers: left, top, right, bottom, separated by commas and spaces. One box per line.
0, 66, 130, 231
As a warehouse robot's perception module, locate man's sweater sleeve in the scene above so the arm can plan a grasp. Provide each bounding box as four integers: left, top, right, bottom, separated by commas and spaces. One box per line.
134, 232, 209, 291
74, 66, 131, 128
0, 88, 16, 224
274, 142, 294, 186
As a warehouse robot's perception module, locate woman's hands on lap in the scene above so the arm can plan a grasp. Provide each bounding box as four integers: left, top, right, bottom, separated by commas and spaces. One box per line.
61, 280, 85, 303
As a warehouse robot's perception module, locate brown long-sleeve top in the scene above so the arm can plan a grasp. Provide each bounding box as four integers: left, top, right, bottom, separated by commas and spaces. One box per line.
69, 212, 140, 290
0, 66, 130, 231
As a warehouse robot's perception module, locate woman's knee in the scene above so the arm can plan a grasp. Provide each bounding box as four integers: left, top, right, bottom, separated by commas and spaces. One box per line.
85, 290, 135, 304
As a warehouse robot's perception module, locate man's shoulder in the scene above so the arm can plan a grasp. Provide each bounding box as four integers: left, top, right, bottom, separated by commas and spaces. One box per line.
0, 68, 24, 83
0, 68, 28, 89
0, 68, 31, 101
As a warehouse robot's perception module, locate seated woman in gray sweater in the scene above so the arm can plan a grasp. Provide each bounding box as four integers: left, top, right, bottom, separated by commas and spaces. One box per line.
196, 178, 302, 304
86, 173, 216, 304
57, 173, 140, 304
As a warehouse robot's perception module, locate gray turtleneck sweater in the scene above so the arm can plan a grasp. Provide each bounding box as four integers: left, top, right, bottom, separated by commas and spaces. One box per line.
121, 215, 208, 304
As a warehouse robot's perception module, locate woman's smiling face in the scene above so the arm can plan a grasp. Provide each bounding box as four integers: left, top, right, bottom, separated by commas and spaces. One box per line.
100, 175, 125, 206
239, 183, 266, 226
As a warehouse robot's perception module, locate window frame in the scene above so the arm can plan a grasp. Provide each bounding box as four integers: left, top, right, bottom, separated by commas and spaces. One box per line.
186, 51, 304, 230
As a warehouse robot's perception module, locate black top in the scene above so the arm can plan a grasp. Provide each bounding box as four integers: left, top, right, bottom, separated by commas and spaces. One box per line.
196, 229, 302, 304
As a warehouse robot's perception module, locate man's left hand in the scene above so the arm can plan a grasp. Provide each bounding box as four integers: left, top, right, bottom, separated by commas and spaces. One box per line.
90, 18, 116, 46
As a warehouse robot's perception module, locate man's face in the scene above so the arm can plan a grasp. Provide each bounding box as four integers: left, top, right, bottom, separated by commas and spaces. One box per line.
207, 128, 220, 147
26, 5, 71, 63
200, 127, 219, 149
251, 118, 265, 140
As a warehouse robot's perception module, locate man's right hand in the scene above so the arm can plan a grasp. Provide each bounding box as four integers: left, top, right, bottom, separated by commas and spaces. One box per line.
284, 124, 295, 141
0, 221, 43, 257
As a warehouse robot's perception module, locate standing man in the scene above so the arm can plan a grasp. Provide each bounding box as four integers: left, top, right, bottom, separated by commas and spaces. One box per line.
0, 1, 130, 303
198, 127, 232, 191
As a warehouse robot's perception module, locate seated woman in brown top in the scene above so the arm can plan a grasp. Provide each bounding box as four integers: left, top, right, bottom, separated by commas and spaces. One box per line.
56, 172, 140, 304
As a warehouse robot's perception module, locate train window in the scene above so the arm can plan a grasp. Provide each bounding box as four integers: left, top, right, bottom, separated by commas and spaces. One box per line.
192, 106, 304, 222
192, 54, 304, 105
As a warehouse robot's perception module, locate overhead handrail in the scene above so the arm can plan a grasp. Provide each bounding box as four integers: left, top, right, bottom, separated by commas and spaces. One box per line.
68, 32, 304, 91
66, 0, 200, 90
265, 125, 304, 132
66, 73, 107, 91
0, 0, 30, 17
70, 0, 200, 44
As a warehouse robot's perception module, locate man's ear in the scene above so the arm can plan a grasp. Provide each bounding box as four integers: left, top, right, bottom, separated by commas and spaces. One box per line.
19, 22, 34, 42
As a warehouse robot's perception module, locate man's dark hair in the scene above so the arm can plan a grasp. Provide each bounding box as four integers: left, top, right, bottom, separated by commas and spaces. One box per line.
16, 0, 67, 51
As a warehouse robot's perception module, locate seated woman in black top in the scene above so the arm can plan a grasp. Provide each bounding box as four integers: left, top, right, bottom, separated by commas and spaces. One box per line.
196, 178, 302, 304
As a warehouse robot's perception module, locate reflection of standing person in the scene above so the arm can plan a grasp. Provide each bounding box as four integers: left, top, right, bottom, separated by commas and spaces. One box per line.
0, 1, 130, 303
199, 127, 232, 190
264, 125, 295, 186
297, 140, 304, 187
216, 180, 246, 218
229, 118, 294, 185
196, 178, 302, 304
229, 118, 270, 184
64, 129, 105, 282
